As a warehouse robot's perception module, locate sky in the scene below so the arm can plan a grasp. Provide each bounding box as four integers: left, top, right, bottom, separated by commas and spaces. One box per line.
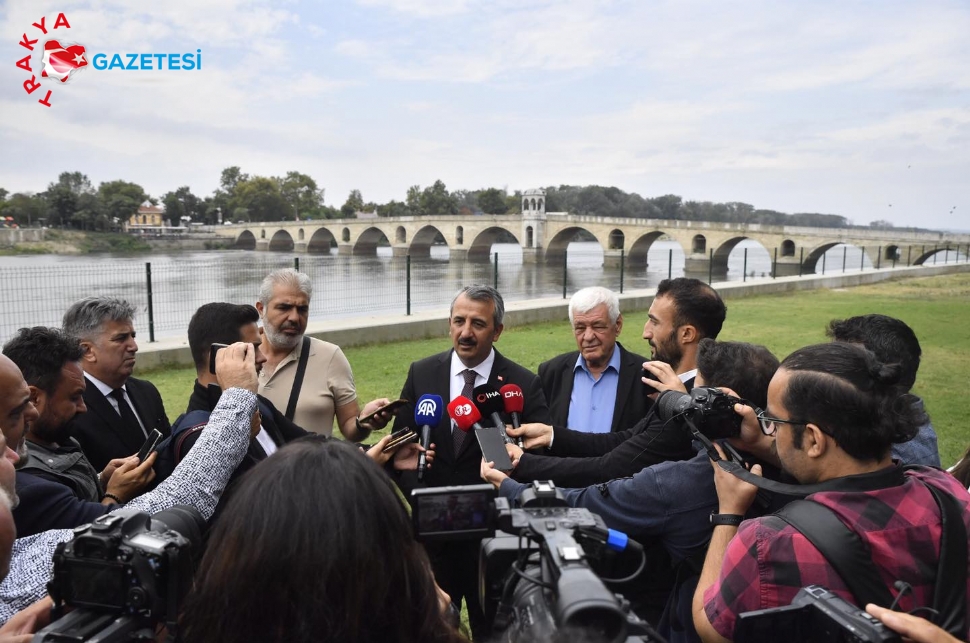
1, 0, 968, 231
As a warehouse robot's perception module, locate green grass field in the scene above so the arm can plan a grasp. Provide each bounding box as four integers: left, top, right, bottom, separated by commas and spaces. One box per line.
142, 273, 970, 466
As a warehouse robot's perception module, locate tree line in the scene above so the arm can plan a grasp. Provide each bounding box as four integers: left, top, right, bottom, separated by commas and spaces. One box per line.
0, 169, 920, 231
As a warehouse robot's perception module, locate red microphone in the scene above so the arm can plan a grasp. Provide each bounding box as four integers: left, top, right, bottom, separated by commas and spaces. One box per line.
447, 395, 485, 433
500, 384, 525, 447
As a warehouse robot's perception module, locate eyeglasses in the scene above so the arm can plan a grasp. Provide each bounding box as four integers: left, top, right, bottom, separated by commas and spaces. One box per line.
756, 409, 806, 437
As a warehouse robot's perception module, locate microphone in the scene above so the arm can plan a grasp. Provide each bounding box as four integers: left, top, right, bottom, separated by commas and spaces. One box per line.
500, 384, 525, 447
447, 395, 486, 435
472, 384, 510, 443
414, 394, 443, 482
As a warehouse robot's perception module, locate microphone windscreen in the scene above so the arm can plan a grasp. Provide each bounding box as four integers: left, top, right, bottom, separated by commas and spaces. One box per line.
472, 384, 505, 417
500, 384, 525, 414
414, 394, 444, 427
447, 396, 481, 432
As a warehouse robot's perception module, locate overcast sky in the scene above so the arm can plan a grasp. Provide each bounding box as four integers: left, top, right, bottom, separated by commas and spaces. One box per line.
1, 0, 968, 230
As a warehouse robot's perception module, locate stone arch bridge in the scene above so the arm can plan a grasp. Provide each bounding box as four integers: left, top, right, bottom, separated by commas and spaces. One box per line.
206, 213, 970, 277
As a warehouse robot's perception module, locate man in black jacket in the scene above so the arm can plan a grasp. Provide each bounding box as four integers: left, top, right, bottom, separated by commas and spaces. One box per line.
538, 286, 651, 434
391, 285, 550, 638
505, 278, 727, 487
62, 297, 171, 472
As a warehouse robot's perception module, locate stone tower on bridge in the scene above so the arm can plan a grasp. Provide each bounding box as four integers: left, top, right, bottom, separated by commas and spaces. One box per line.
521, 187, 546, 262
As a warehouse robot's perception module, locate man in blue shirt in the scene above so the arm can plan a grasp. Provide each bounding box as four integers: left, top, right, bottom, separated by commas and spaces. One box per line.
538, 287, 651, 434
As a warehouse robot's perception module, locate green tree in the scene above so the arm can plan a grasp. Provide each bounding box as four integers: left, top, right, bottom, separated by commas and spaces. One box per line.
277, 171, 323, 220
232, 177, 288, 222
44, 171, 94, 228
2, 193, 46, 227
405, 185, 424, 216
341, 189, 364, 218
419, 180, 458, 216
161, 187, 204, 227
477, 188, 509, 214
98, 180, 147, 229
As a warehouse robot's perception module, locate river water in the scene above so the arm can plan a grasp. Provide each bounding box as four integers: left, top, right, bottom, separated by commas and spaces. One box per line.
0, 239, 961, 342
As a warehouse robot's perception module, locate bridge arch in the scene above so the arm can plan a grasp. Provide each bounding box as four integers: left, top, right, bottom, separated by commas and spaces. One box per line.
410, 225, 448, 259
354, 227, 390, 256
307, 228, 337, 254
235, 230, 256, 250
608, 229, 624, 250
711, 237, 772, 278
546, 227, 602, 262
269, 230, 294, 251
298, 228, 305, 241
468, 226, 520, 262
396, 226, 407, 244
914, 246, 959, 265
627, 231, 667, 266
341, 227, 350, 243
692, 234, 706, 254
885, 245, 900, 261
781, 239, 796, 257
456, 226, 464, 245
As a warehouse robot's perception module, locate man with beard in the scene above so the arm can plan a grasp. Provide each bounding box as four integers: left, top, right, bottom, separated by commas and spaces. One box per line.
503, 278, 727, 488
2, 328, 156, 537
256, 269, 391, 439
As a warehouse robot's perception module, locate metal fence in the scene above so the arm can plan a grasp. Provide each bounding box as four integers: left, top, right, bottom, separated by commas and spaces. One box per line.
1, 242, 967, 343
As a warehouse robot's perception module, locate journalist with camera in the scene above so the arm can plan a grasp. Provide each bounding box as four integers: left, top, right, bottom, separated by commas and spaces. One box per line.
691, 342, 970, 643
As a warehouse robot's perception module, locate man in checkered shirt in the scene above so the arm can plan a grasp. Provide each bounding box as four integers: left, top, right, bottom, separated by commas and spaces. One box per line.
691, 342, 970, 643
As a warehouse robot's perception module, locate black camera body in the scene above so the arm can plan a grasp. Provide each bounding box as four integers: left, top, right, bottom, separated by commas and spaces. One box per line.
656, 386, 743, 439
415, 482, 662, 643
734, 585, 902, 643
35, 506, 204, 643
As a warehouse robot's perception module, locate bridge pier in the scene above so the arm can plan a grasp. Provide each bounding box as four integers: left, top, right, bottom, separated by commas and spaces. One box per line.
450, 248, 469, 263
294, 242, 307, 253
522, 247, 544, 264
392, 244, 409, 257
256, 239, 269, 251
337, 243, 354, 256
684, 254, 710, 274
603, 250, 623, 269
773, 258, 804, 277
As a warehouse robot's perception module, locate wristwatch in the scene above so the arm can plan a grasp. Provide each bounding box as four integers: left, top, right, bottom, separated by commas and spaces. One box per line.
709, 512, 744, 527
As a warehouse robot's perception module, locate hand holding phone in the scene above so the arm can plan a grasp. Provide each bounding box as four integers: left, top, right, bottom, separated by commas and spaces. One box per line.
209, 343, 230, 375
137, 429, 163, 462
381, 428, 418, 453
359, 398, 408, 427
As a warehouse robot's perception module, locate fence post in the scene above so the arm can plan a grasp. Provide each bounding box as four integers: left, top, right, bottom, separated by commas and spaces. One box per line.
945, 246, 950, 264
799, 247, 803, 277
877, 247, 881, 270
493, 252, 499, 290
294, 257, 299, 272
406, 255, 411, 316
619, 249, 625, 294
822, 252, 826, 275
860, 247, 864, 272
708, 249, 713, 284
772, 247, 777, 279
908, 246, 912, 266
562, 253, 568, 299
743, 248, 748, 282
145, 262, 155, 343
668, 249, 673, 280
842, 246, 847, 273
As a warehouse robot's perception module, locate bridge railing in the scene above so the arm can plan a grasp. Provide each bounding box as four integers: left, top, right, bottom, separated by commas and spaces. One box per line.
1, 243, 968, 343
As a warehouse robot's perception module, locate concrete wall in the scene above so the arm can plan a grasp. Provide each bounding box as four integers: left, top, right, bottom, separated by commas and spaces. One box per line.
134, 262, 970, 371
0, 228, 45, 246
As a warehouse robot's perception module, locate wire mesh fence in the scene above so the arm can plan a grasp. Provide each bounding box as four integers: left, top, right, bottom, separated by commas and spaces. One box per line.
1, 242, 966, 343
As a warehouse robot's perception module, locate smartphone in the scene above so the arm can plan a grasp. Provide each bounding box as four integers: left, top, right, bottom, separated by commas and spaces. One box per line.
209, 342, 230, 374
640, 368, 660, 396
359, 398, 408, 426
137, 429, 163, 462
475, 426, 514, 471
382, 428, 418, 453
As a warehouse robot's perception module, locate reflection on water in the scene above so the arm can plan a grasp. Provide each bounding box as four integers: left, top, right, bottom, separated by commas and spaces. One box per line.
0, 241, 964, 341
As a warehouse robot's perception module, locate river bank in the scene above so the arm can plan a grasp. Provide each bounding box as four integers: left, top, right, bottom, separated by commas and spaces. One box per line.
0, 229, 233, 255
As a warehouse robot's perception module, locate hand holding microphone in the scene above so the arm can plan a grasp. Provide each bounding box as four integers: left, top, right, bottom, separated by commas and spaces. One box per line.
414, 394, 444, 481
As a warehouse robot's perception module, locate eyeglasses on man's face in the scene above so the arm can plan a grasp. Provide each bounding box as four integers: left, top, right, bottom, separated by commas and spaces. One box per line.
756, 409, 806, 437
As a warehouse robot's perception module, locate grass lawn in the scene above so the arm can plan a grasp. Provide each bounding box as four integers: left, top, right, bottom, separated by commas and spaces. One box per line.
142, 273, 970, 466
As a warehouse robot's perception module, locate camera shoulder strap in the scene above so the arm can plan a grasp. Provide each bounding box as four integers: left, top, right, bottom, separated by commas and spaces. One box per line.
921, 480, 967, 637
284, 336, 311, 421
774, 499, 894, 607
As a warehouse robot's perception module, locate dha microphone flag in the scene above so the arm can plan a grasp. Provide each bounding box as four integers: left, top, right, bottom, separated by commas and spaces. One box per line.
415, 394, 443, 481
415, 394, 444, 428
499, 384, 525, 447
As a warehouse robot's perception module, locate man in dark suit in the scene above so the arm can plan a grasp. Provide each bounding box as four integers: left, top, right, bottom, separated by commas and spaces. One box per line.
62, 297, 171, 472
391, 284, 550, 638
538, 286, 650, 434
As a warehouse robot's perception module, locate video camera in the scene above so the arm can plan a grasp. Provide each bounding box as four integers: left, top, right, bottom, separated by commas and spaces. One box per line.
412, 482, 665, 643
33, 506, 205, 643
735, 585, 901, 643
656, 386, 744, 440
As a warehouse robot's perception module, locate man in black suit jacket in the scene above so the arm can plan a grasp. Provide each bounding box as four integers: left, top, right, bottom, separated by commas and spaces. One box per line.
391, 285, 550, 638
538, 287, 651, 434
62, 298, 171, 472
